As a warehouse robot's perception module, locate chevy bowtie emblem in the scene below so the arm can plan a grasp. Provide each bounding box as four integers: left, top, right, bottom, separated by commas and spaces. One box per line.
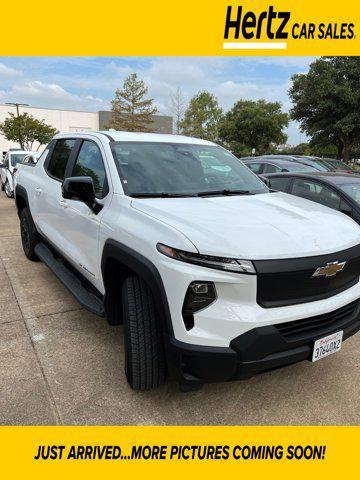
312, 261, 346, 278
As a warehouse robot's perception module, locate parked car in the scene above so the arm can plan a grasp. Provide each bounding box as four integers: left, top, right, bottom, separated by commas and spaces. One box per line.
13, 152, 42, 193
263, 171, 360, 224
0, 150, 39, 198
242, 157, 318, 174
242, 155, 336, 173
15, 131, 360, 391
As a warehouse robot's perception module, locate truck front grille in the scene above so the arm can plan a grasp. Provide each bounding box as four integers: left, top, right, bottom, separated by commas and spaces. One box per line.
254, 244, 360, 308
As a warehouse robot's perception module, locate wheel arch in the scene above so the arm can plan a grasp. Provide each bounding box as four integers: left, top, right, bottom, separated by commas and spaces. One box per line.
14, 185, 29, 217
101, 239, 174, 337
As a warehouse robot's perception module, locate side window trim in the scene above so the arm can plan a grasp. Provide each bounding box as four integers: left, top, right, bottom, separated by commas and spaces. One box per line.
64, 139, 82, 179
69, 138, 109, 199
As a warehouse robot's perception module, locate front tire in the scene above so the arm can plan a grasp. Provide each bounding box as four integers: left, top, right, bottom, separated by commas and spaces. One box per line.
4, 180, 13, 198
122, 276, 166, 390
20, 208, 39, 261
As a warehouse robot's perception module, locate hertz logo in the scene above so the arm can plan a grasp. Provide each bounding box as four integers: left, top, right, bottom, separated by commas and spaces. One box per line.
223, 5, 355, 50
224, 6, 290, 41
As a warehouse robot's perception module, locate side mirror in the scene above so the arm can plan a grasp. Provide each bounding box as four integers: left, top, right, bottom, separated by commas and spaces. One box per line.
0, 163, 6, 168
259, 175, 270, 187
13, 167, 18, 174
27, 155, 37, 165
62, 176, 101, 213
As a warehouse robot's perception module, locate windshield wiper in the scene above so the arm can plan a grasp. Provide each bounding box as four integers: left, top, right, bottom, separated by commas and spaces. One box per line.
130, 190, 255, 198
196, 189, 254, 197
130, 192, 196, 198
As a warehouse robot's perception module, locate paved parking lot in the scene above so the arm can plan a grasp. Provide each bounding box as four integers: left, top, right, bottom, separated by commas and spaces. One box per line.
1, 191, 360, 425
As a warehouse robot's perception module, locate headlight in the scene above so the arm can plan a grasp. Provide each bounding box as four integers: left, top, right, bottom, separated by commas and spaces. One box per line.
156, 243, 256, 274
182, 281, 217, 330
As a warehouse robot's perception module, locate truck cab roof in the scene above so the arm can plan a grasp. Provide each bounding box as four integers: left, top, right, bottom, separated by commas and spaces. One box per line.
55, 130, 218, 146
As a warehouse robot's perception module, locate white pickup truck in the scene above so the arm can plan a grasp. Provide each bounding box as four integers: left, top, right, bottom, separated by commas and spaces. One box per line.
14, 131, 360, 391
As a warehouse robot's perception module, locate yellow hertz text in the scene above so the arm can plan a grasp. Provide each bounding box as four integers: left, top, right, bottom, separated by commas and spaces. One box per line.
224, 5, 355, 42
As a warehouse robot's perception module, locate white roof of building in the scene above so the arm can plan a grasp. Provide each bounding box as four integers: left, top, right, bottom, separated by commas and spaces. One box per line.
55, 130, 217, 146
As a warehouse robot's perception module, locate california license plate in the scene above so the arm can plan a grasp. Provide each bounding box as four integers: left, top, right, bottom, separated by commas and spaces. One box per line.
312, 331, 343, 362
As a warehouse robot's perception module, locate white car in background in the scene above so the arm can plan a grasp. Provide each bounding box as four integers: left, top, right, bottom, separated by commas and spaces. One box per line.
0, 150, 40, 198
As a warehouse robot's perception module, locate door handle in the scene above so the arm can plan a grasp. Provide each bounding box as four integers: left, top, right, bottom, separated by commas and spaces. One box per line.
34, 187, 42, 194
58, 200, 68, 208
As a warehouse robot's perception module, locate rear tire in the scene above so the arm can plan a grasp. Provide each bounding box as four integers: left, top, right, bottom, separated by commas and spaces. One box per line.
122, 276, 166, 390
4, 180, 13, 198
20, 208, 39, 261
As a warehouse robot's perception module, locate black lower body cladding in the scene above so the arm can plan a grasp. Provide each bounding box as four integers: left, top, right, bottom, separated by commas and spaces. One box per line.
167, 300, 360, 386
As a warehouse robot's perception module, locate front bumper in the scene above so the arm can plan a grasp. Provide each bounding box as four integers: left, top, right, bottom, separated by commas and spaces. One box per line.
166, 300, 360, 385
158, 251, 360, 347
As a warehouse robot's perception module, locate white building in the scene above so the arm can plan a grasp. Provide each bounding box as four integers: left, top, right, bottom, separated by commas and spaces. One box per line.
0, 105, 172, 156
276, 143, 295, 152
0, 105, 99, 156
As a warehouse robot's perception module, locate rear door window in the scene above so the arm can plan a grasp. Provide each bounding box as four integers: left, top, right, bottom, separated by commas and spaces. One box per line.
269, 176, 292, 192
46, 139, 76, 181
262, 163, 282, 174
292, 179, 341, 210
247, 163, 263, 174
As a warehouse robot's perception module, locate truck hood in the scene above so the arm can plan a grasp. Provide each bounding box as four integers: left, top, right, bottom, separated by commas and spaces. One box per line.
131, 192, 360, 260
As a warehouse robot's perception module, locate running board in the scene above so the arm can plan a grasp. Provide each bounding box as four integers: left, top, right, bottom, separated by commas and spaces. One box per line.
35, 243, 105, 317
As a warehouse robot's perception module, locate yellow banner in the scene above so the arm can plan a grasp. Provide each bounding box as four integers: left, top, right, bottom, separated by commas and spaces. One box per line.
0, 426, 358, 477
1, 0, 359, 55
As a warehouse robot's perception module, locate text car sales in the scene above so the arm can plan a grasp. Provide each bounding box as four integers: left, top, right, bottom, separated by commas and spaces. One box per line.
224, 6, 355, 40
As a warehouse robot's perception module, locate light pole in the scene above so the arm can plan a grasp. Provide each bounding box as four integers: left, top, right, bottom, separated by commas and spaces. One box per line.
5, 102, 29, 149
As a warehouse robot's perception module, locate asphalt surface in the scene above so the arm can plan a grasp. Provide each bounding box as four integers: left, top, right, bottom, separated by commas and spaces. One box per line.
1, 191, 360, 425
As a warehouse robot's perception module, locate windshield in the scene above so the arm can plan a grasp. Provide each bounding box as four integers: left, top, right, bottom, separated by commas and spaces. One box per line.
10, 153, 27, 166
339, 183, 360, 204
112, 142, 268, 196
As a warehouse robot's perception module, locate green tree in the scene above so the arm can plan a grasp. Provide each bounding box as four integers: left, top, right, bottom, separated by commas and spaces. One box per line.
0, 113, 57, 150
349, 142, 360, 160
108, 73, 158, 132
219, 99, 289, 157
289, 57, 360, 162
179, 91, 223, 142
309, 142, 338, 158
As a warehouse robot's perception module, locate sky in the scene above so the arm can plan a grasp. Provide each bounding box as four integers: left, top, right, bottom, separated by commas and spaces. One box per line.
0, 57, 315, 144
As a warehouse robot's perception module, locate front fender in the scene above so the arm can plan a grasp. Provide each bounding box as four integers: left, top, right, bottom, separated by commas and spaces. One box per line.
6, 171, 14, 191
